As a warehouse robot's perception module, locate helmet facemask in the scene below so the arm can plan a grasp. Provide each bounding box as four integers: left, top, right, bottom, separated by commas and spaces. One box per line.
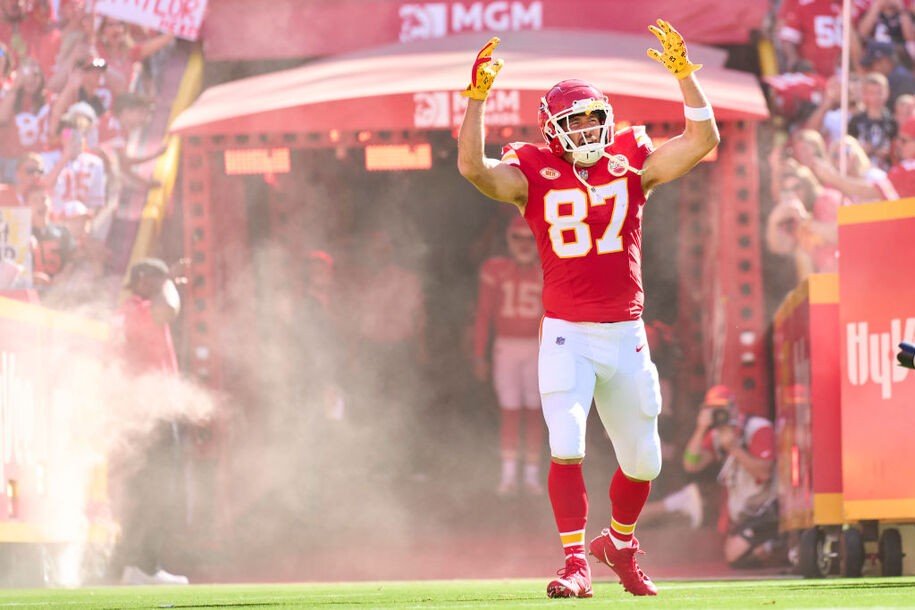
540, 96, 615, 165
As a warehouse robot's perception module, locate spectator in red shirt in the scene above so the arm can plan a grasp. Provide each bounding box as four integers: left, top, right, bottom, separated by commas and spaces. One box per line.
119, 258, 179, 373
110, 258, 190, 586
95, 17, 174, 92
0, 0, 60, 79
473, 215, 545, 497
0, 57, 53, 162
777, 0, 850, 77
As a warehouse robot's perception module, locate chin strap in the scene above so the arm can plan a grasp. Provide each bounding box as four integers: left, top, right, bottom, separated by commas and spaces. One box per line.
571, 158, 594, 192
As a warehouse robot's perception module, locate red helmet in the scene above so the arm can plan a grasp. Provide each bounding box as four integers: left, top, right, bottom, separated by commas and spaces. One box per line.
538, 79, 614, 164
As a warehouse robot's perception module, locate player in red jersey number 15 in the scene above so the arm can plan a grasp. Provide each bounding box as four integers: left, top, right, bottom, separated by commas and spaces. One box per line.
457, 20, 719, 598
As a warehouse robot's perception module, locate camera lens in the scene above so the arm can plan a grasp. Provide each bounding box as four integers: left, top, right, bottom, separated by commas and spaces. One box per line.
712, 407, 731, 427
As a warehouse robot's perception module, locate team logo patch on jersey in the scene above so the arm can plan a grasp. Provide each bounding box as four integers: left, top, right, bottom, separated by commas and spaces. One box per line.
540, 167, 560, 180
607, 154, 630, 177
555, 337, 565, 345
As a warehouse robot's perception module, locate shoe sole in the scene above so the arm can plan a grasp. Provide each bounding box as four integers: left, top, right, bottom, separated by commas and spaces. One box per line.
547, 583, 593, 598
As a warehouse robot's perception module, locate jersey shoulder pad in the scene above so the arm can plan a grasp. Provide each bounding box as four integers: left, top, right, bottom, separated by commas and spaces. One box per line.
501, 141, 551, 167
482, 255, 513, 272
616, 126, 654, 155
607, 126, 652, 172
480, 256, 512, 283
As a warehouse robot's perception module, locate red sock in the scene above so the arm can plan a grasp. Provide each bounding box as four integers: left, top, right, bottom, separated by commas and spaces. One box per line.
548, 461, 587, 556
608, 467, 651, 544
500, 408, 520, 456
523, 409, 544, 463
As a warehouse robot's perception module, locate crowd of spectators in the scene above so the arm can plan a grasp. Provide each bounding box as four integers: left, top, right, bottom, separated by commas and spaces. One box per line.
0, 0, 186, 586
764, 0, 915, 288
0, 0, 175, 309
2, 0, 912, 582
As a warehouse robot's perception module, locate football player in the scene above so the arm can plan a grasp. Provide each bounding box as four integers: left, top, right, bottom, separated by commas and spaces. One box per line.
776, 0, 844, 77
457, 20, 719, 598
472, 215, 545, 497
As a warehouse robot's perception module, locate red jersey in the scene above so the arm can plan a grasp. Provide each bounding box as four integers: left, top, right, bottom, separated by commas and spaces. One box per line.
0, 18, 60, 79
0, 99, 51, 157
761, 72, 827, 122
31, 224, 76, 278
875, 158, 915, 200
778, 0, 843, 77
97, 111, 124, 147
473, 256, 542, 359
0, 185, 19, 207
117, 295, 178, 375
502, 127, 653, 323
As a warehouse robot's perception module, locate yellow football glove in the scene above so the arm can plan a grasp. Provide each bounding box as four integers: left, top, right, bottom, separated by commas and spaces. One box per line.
462, 37, 504, 101
647, 19, 702, 80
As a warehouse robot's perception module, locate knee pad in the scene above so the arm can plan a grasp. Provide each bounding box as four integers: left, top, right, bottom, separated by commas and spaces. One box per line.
542, 399, 588, 459
620, 431, 662, 481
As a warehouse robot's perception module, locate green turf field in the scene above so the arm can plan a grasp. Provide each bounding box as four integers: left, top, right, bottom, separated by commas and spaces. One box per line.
0, 578, 914, 609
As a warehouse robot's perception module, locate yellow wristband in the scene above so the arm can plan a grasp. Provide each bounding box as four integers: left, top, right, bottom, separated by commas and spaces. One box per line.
684, 449, 703, 465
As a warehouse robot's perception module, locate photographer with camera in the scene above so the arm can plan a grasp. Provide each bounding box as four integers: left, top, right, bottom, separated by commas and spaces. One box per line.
682, 385, 782, 569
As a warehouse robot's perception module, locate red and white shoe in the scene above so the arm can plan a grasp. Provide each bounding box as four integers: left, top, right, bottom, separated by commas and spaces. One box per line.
588, 530, 658, 596
546, 553, 593, 598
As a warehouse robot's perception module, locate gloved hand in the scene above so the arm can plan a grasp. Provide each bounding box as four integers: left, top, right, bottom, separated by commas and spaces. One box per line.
647, 19, 702, 80
462, 37, 504, 100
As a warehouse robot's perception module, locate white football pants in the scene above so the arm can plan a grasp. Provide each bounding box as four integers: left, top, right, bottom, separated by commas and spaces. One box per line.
538, 316, 662, 481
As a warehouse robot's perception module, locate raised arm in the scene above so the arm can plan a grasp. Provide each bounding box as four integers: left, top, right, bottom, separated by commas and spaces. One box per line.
456, 38, 528, 208
809, 156, 882, 201
640, 20, 720, 193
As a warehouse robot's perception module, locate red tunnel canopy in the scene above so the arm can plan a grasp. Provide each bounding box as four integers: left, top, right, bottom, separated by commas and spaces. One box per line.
171, 30, 769, 137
